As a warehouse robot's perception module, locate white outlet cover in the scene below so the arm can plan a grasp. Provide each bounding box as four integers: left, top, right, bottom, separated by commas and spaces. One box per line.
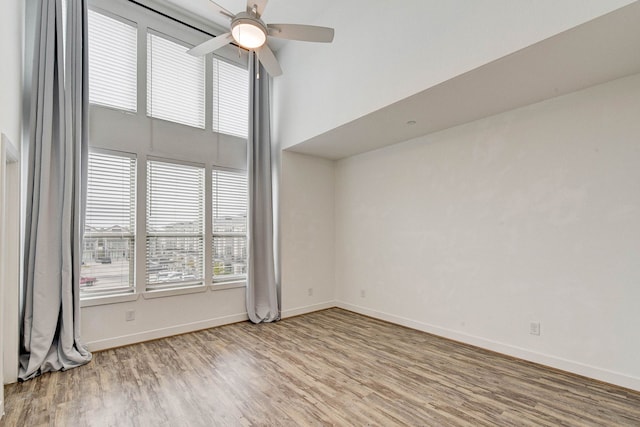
530, 321, 541, 336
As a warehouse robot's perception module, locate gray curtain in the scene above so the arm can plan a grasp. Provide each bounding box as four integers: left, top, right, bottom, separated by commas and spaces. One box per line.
246, 53, 280, 323
20, 0, 92, 380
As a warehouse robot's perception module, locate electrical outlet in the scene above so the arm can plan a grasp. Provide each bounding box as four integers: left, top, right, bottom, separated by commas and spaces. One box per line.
530, 321, 541, 336
307, 287, 313, 296
360, 289, 366, 298
125, 310, 136, 322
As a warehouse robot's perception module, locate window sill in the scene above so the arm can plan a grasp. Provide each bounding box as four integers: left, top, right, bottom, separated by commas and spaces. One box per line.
81, 292, 138, 307
142, 283, 208, 299
79, 281, 246, 307
210, 280, 246, 291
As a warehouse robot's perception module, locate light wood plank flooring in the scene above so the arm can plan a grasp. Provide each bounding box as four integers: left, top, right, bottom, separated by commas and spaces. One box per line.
2, 308, 640, 426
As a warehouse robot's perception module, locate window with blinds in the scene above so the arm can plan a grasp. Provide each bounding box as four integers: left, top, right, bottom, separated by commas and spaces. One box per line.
85, 2, 251, 301
87, 9, 137, 111
81, 151, 136, 296
212, 169, 248, 282
212, 59, 249, 138
147, 32, 206, 128
146, 160, 205, 289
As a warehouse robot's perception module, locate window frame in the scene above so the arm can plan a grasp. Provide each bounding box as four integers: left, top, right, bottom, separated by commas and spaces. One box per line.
82, 0, 249, 306
145, 156, 206, 292
81, 148, 138, 304
212, 165, 248, 285
87, 6, 139, 112
146, 29, 207, 129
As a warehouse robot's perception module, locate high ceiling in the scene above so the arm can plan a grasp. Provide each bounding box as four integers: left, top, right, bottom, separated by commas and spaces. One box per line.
160, 0, 335, 49
286, 1, 640, 159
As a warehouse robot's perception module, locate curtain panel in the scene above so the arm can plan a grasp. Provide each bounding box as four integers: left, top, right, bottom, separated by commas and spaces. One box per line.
246, 54, 280, 323
20, 0, 91, 380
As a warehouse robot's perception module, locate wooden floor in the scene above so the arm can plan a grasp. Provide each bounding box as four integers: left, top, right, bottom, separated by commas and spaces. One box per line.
3, 309, 640, 426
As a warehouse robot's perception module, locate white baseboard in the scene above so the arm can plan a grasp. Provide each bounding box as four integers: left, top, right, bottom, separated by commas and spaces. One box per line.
335, 301, 640, 392
281, 300, 336, 319
86, 312, 249, 352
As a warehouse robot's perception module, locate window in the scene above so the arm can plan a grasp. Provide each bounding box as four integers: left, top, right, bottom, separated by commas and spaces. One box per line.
85, 0, 249, 301
81, 151, 136, 296
213, 59, 249, 138
88, 9, 137, 111
212, 169, 248, 282
147, 32, 206, 128
146, 160, 205, 289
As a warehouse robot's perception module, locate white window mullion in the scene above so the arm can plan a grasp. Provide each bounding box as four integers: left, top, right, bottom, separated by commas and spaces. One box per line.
135, 154, 148, 295
204, 164, 213, 285
205, 53, 213, 133
138, 22, 148, 117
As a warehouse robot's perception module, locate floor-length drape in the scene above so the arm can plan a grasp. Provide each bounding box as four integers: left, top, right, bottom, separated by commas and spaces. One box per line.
246, 53, 280, 323
20, 0, 92, 380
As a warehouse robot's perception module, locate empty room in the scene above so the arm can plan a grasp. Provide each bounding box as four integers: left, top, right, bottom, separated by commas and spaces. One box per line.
1, 0, 640, 425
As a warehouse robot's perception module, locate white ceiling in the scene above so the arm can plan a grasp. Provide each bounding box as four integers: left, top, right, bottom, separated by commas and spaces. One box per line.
286, 1, 640, 159
159, 0, 335, 50
144, 1, 640, 161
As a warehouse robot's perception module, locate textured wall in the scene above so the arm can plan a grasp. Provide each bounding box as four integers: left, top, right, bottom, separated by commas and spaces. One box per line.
335, 73, 640, 390
280, 151, 336, 316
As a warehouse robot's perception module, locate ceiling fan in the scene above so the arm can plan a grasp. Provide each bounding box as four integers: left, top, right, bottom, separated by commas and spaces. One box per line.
187, 0, 335, 77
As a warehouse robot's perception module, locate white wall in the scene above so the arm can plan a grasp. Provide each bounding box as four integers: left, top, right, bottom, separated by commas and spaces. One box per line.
334, 73, 640, 391
280, 151, 335, 317
0, 0, 23, 404
0, 0, 23, 145
273, 0, 635, 151
81, 105, 249, 351
82, 287, 247, 350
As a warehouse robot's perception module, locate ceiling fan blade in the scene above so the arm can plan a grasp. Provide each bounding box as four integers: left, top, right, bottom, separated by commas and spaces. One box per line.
267, 24, 334, 43
256, 44, 282, 76
209, 0, 234, 19
187, 33, 233, 56
247, 0, 269, 18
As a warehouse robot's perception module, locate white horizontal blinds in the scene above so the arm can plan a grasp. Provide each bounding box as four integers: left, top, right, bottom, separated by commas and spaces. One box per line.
147, 32, 205, 128
87, 9, 137, 111
81, 152, 136, 296
146, 160, 205, 289
212, 169, 248, 282
212, 58, 249, 138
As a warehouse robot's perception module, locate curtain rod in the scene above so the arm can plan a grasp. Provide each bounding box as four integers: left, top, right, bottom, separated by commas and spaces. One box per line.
127, 0, 216, 37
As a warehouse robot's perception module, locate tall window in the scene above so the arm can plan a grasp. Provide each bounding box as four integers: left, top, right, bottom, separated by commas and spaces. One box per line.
212, 169, 248, 282
87, 9, 137, 111
146, 160, 205, 289
81, 151, 136, 296
85, 4, 249, 300
147, 32, 206, 128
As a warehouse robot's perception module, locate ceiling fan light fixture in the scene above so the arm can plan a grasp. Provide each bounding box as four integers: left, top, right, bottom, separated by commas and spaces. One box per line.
188, 1, 335, 77
231, 17, 267, 49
